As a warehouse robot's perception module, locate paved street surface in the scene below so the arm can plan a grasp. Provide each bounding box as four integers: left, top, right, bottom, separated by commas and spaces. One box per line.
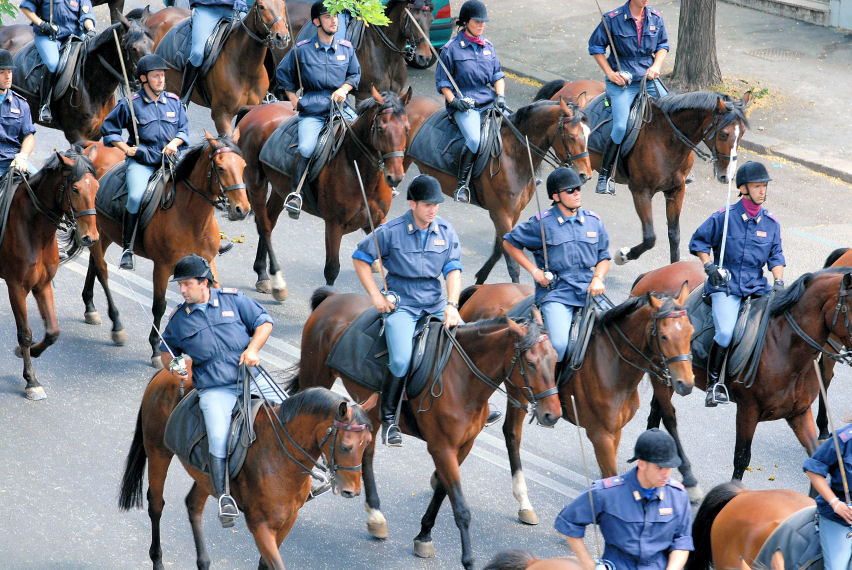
0, 2, 851, 569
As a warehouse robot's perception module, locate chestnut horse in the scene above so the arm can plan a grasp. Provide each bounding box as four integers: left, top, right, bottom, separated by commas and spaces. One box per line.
405, 96, 593, 284
235, 87, 411, 298
458, 282, 695, 524
686, 482, 814, 570
484, 550, 582, 570
0, 150, 99, 400
285, 287, 562, 569
81, 133, 251, 367
118, 370, 376, 570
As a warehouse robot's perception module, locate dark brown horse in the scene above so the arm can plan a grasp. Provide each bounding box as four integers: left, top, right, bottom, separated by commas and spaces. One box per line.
7, 18, 153, 144
236, 87, 411, 298
535, 79, 605, 105
687, 482, 813, 570
81, 133, 251, 367
458, 282, 695, 523
119, 370, 376, 570
0, 150, 99, 400
286, 287, 562, 569
405, 96, 592, 284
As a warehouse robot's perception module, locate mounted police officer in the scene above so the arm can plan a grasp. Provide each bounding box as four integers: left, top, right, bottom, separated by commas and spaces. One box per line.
589, 0, 669, 195
555, 428, 693, 570
689, 160, 785, 407
804, 420, 852, 570
160, 254, 274, 527
101, 54, 190, 271
20, 0, 96, 122
275, 0, 360, 219
436, 0, 506, 203
180, 0, 246, 106
503, 168, 610, 365
0, 49, 36, 178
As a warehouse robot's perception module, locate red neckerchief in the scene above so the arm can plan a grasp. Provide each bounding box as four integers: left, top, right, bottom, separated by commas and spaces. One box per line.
741, 197, 762, 218
461, 31, 485, 47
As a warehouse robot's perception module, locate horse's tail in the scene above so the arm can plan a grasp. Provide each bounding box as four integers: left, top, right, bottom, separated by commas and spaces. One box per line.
630, 271, 648, 292
310, 286, 336, 311
234, 105, 256, 127
686, 481, 746, 570
824, 247, 850, 268
482, 549, 536, 570
533, 79, 568, 102
458, 285, 481, 309
118, 406, 147, 511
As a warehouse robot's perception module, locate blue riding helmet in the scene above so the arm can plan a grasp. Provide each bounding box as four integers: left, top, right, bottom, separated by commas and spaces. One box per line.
136, 54, 169, 79
627, 428, 682, 468
310, 0, 331, 21
407, 174, 444, 203
0, 49, 14, 70
171, 254, 216, 283
456, 0, 488, 24
735, 160, 772, 188
546, 167, 584, 198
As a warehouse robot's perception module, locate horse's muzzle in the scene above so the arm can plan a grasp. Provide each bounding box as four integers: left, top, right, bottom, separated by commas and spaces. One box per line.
385, 173, 404, 189
672, 378, 693, 397
537, 410, 559, 427
270, 33, 290, 50
228, 205, 250, 221
339, 488, 359, 499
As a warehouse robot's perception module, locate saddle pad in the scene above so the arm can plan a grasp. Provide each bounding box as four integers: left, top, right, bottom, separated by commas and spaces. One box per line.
584, 92, 643, 161
507, 295, 536, 320
164, 390, 265, 479
0, 170, 23, 249
94, 161, 167, 231
754, 506, 823, 570
156, 17, 233, 78
12, 39, 82, 100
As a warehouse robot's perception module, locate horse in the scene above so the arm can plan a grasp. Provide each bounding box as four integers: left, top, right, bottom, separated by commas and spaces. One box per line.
535, 79, 605, 105
285, 287, 562, 569
235, 87, 411, 299
458, 281, 696, 523
0, 149, 99, 400
405, 96, 593, 284
483, 550, 582, 570
94, 0, 128, 24
118, 368, 377, 570
535, 81, 750, 267
80, 133, 251, 367
686, 481, 814, 570
7, 18, 154, 144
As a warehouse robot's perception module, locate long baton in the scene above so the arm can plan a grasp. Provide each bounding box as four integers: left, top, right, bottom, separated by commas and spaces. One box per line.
404, 8, 466, 101
113, 30, 140, 146
49, 0, 53, 28
353, 160, 397, 307
813, 359, 851, 507
593, 0, 624, 78
716, 124, 740, 283
525, 135, 555, 286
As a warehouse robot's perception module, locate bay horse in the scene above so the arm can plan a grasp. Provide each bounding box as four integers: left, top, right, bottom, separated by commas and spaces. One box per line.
235, 87, 411, 299
0, 149, 99, 400
285, 287, 562, 569
687, 481, 814, 570
484, 550, 582, 570
458, 281, 695, 524
405, 96, 593, 284
7, 18, 154, 144
80, 133, 251, 367
118, 369, 376, 570
149, 0, 290, 135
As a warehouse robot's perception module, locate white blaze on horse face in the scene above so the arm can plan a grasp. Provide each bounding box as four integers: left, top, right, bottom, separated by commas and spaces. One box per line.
512, 471, 534, 512
581, 123, 591, 149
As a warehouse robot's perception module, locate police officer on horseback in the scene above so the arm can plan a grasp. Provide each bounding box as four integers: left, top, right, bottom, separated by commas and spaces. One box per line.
555, 428, 693, 570
160, 254, 274, 528
0, 49, 36, 177
275, 0, 361, 219
20, 0, 97, 122
689, 160, 785, 407
503, 168, 610, 366
436, 0, 506, 203
101, 54, 190, 271
589, 0, 669, 195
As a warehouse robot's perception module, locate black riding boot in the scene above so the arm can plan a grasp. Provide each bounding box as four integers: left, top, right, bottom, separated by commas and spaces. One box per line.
285, 154, 309, 220
208, 454, 239, 527
705, 341, 730, 407
39, 71, 54, 123
380, 370, 404, 447
484, 406, 502, 427
179, 63, 200, 107
119, 211, 139, 270
595, 139, 618, 195
455, 149, 475, 203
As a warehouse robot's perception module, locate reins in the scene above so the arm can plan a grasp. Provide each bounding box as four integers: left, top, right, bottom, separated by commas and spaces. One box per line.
498, 105, 589, 170
783, 276, 852, 362
332, 100, 405, 172
176, 142, 245, 208
17, 160, 94, 233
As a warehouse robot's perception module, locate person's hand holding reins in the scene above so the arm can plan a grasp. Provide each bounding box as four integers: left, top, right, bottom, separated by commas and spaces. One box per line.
444, 304, 463, 327
331, 86, 350, 103
646, 66, 661, 80
371, 290, 396, 314
162, 140, 181, 156
607, 69, 627, 86
588, 275, 606, 296
239, 347, 260, 367
532, 267, 552, 288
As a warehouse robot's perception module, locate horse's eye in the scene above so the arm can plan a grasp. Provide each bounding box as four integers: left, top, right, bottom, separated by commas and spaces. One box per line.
719, 133, 729, 142
340, 444, 352, 454
660, 334, 668, 342
72, 186, 81, 195
526, 360, 536, 370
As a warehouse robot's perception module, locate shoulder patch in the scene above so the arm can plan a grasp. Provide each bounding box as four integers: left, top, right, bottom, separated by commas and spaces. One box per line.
296, 39, 310, 47
667, 479, 685, 490
602, 475, 624, 488
219, 287, 239, 294
131, 93, 141, 100
339, 39, 352, 48
764, 210, 777, 222
838, 426, 852, 442
584, 209, 601, 220
650, 8, 660, 16
534, 210, 552, 221
608, 9, 620, 18
166, 92, 180, 100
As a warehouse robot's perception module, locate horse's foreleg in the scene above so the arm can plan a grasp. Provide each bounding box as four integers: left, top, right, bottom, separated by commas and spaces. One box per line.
817, 357, 836, 440
620, 190, 656, 264
361, 435, 387, 539
185, 482, 212, 570
249, 520, 289, 570
503, 397, 537, 525
652, 385, 701, 500
413, 465, 450, 560
787, 408, 820, 457
29, 281, 59, 358
265, 191, 287, 300
323, 223, 344, 286
732, 404, 758, 480
586, 429, 618, 478
210, 104, 234, 137
474, 234, 504, 285
8, 285, 43, 400
149, 266, 170, 368
664, 188, 685, 263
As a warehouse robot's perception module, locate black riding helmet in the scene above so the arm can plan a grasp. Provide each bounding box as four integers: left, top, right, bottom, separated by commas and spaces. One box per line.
310, 0, 332, 21
546, 167, 584, 198
171, 254, 216, 284
407, 174, 444, 203
0, 49, 14, 70
627, 428, 682, 468
136, 54, 169, 81
456, 0, 489, 25
735, 160, 772, 189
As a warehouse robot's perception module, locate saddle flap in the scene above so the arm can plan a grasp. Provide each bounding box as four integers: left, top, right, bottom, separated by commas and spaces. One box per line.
54, 39, 84, 99
728, 293, 771, 377
686, 283, 715, 369
585, 91, 643, 161
157, 17, 232, 77
13, 42, 45, 98
754, 506, 823, 570
94, 161, 167, 231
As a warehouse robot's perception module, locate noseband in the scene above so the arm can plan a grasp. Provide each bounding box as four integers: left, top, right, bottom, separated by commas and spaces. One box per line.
241, 0, 289, 49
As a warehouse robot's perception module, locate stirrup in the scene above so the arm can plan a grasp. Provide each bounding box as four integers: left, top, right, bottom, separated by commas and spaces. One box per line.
217, 494, 240, 527
705, 382, 730, 407
262, 91, 278, 104
391, 186, 399, 197
595, 175, 616, 196
381, 422, 402, 447
284, 192, 303, 220
119, 249, 135, 270
38, 104, 52, 123
485, 409, 502, 427
454, 184, 471, 203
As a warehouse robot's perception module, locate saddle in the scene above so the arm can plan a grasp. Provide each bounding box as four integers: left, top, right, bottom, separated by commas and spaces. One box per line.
12, 38, 84, 101
294, 12, 365, 49
94, 161, 172, 232
163, 390, 265, 479
0, 169, 25, 249
686, 284, 772, 384
754, 506, 823, 570
584, 91, 646, 170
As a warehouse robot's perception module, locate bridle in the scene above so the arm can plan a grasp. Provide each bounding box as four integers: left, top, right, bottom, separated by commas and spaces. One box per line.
179, 143, 246, 208
370, 1, 434, 56
13, 160, 95, 233
332, 101, 406, 173
659, 97, 744, 168
240, 0, 289, 49
500, 105, 590, 170
784, 276, 852, 364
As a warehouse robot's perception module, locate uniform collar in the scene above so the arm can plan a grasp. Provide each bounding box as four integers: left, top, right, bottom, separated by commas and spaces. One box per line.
185, 288, 220, 313
550, 205, 584, 225
734, 198, 763, 222
403, 209, 436, 234
621, 0, 647, 21
138, 88, 166, 104
312, 33, 338, 51
625, 467, 664, 502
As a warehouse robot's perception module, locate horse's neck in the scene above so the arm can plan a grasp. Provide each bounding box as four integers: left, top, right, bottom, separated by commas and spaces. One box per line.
450, 332, 513, 403
174, 161, 216, 215
591, 311, 653, 387
20, 172, 64, 238
503, 113, 551, 187
339, 114, 377, 174
654, 106, 712, 148
259, 411, 325, 475
229, 9, 267, 58
779, 281, 837, 358
86, 38, 122, 101
382, 3, 407, 45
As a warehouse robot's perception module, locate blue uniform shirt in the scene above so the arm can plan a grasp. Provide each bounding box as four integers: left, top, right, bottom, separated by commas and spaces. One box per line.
588, 2, 669, 81
504, 206, 611, 307
21, 0, 95, 40
352, 209, 462, 315
0, 90, 36, 163
160, 288, 274, 390
688, 199, 785, 297
275, 35, 361, 117
803, 423, 852, 526
435, 33, 504, 107
101, 89, 190, 167
555, 468, 693, 570
189, 0, 247, 11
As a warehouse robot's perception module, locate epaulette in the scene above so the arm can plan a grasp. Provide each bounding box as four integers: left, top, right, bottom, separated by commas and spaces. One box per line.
764, 210, 778, 222
602, 475, 624, 488
165, 92, 180, 100
219, 287, 239, 294
649, 8, 660, 16
608, 9, 620, 18
131, 93, 141, 100
534, 210, 552, 221
838, 425, 852, 442
584, 209, 601, 220
296, 39, 310, 47
339, 39, 352, 48
716, 205, 733, 214
667, 478, 685, 490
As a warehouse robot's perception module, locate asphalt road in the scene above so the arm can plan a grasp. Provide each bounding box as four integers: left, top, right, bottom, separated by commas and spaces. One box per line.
1, 21, 851, 570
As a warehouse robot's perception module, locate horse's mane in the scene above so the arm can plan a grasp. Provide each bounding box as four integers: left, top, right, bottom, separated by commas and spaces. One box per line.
770, 267, 850, 316
173, 135, 243, 183
511, 99, 586, 129
824, 247, 850, 268
30, 149, 95, 187
656, 91, 749, 129
597, 292, 682, 328
277, 386, 370, 428
456, 316, 544, 351
355, 89, 407, 117
89, 20, 150, 54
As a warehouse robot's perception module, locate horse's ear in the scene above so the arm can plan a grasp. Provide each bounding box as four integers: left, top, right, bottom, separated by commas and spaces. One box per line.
360, 392, 379, 412
86, 143, 98, 162
558, 97, 572, 117
336, 401, 348, 421
715, 96, 727, 115
739, 557, 752, 570
742, 90, 753, 108
575, 90, 588, 108
142, 5, 152, 19
648, 293, 664, 310
371, 85, 385, 105
231, 127, 240, 144
843, 272, 852, 290
530, 306, 544, 324
118, 12, 132, 29
203, 129, 217, 145
676, 281, 690, 306
400, 85, 413, 105
770, 550, 784, 570
57, 151, 75, 169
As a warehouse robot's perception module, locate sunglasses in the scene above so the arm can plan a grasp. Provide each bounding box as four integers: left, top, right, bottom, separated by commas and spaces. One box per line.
559, 187, 581, 194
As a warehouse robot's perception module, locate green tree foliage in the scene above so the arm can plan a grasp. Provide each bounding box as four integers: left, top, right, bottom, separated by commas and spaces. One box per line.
0, 0, 18, 25
324, 0, 391, 26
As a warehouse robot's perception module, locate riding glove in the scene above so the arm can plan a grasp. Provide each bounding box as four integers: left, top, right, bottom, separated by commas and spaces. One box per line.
10, 153, 28, 172
495, 95, 507, 111
38, 21, 59, 40
772, 279, 784, 293
448, 98, 473, 113
85, 29, 97, 40
704, 262, 728, 288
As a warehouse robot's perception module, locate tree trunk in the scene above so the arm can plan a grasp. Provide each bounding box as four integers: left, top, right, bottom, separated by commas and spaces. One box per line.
669, 0, 723, 91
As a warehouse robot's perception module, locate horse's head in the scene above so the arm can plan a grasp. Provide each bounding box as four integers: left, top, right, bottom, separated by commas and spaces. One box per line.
401, 0, 435, 67
205, 130, 251, 221
248, 0, 290, 50
513, 99, 592, 183
506, 317, 561, 427
555, 97, 593, 181
325, 394, 376, 498
705, 91, 750, 183
646, 283, 694, 396
359, 86, 412, 188
56, 149, 100, 248
109, 15, 155, 90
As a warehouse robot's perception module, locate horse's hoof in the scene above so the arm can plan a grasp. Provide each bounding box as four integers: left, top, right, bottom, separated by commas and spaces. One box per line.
430, 471, 438, 491
255, 280, 272, 294
413, 539, 436, 558
111, 329, 127, 346
371, 260, 381, 274
84, 311, 101, 325
518, 508, 539, 525
151, 356, 164, 369
687, 484, 705, 505
367, 520, 388, 539
270, 272, 287, 301
272, 287, 288, 302
614, 247, 630, 266
14, 346, 22, 358
25, 386, 47, 401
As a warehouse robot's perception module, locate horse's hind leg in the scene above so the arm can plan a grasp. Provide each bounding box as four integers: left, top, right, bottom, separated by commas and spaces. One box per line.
664, 187, 684, 263
8, 285, 44, 400
185, 482, 212, 570
652, 385, 701, 501
86, 241, 127, 345
323, 223, 343, 285
619, 189, 656, 264
503, 396, 537, 525
146, 449, 173, 570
